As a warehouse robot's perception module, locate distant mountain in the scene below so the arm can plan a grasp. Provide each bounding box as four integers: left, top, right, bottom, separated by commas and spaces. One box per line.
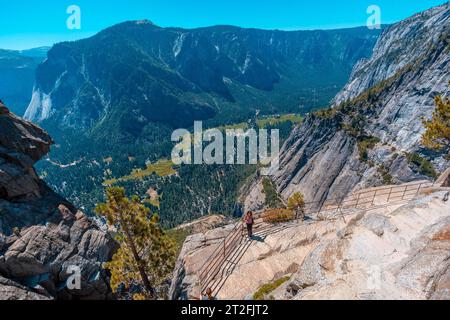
19, 46, 51, 58
0, 47, 48, 115
246, 3, 449, 209
22, 22, 382, 226
25, 22, 381, 135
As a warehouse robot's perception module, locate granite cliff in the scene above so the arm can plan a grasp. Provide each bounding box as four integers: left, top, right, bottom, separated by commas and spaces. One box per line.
0, 101, 116, 300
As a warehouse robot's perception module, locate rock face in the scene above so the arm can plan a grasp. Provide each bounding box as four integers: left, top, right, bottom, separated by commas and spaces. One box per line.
281, 192, 450, 300
0, 102, 116, 300
333, 5, 449, 106
0, 276, 50, 300
436, 167, 450, 187
0, 49, 47, 116
175, 214, 229, 235
245, 3, 449, 208
171, 188, 450, 300
169, 223, 235, 300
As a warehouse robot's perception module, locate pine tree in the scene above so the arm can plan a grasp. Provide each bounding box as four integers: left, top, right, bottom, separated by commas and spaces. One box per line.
96, 187, 176, 300
287, 192, 306, 220
422, 91, 450, 158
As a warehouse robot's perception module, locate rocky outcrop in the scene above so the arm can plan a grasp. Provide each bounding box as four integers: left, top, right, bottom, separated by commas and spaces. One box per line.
0, 276, 50, 300
175, 214, 229, 235
0, 102, 116, 300
245, 3, 449, 208
279, 191, 450, 300
171, 188, 450, 300
169, 224, 235, 299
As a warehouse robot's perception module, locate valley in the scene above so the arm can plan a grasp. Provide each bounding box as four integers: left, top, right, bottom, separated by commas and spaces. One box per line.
23, 22, 380, 227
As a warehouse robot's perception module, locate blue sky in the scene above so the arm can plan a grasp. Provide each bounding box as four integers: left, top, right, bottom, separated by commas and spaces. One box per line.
0, 0, 447, 50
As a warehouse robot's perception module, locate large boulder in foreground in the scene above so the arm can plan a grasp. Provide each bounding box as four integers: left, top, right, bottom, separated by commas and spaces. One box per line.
0, 102, 116, 300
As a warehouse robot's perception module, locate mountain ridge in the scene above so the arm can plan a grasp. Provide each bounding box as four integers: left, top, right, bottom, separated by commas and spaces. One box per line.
22, 21, 382, 224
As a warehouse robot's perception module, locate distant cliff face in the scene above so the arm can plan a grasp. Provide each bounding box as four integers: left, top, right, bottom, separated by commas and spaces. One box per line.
0, 102, 115, 300
247, 3, 449, 207
0, 49, 46, 116
333, 5, 450, 106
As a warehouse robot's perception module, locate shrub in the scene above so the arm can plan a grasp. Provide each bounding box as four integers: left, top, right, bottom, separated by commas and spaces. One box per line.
313, 108, 336, 119
406, 152, 438, 179
287, 192, 306, 219
253, 277, 290, 300
263, 208, 295, 224
357, 136, 381, 162
377, 165, 393, 185
421, 92, 450, 156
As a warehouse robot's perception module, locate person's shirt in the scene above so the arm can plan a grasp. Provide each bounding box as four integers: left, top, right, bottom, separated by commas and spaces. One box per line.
245, 216, 254, 225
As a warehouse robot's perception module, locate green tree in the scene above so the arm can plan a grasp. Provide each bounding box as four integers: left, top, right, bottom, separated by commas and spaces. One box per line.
96, 187, 176, 300
422, 93, 450, 158
287, 192, 306, 220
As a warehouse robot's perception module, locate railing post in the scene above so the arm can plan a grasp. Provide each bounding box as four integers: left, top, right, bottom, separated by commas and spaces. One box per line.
401, 185, 407, 200
387, 187, 393, 203
415, 183, 423, 197
355, 193, 361, 209
339, 196, 345, 210
371, 190, 377, 205
318, 201, 324, 216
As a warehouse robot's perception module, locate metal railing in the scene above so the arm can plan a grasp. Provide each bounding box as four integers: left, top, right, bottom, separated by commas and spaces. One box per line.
198, 181, 432, 296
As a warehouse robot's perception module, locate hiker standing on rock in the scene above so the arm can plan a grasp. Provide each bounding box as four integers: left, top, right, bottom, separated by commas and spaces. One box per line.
243, 211, 254, 238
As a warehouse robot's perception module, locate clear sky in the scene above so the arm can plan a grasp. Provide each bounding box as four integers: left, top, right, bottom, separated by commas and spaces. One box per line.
0, 0, 447, 50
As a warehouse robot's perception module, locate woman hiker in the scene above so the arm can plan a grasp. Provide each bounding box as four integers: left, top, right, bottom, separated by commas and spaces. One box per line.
243, 211, 254, 238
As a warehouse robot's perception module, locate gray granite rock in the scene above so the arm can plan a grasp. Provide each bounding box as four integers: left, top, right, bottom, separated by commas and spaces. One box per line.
0, 103, 117, 300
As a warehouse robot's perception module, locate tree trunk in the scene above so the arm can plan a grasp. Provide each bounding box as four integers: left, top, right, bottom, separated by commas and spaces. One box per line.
126, 232, 156, 299
120, 215, 156, 299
